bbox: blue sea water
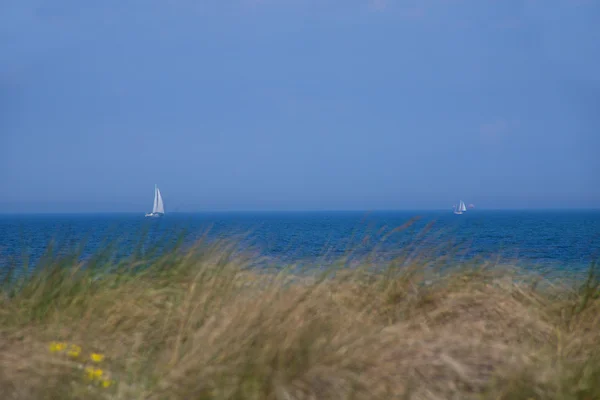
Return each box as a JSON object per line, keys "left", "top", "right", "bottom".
{"left": 0, "top": 211, "right": 599, "bottom": 279}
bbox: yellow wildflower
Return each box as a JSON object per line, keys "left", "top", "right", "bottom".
{"left": 84, "top": 367, "right": 104, "bottom": 380}
{"left": 85, "top": 366, "right": 96, "bottom": 380}
{"left": 90, "top": 353, "right": 105, "bottom": 363}
{"left": 101, "top": 378, "right": 114, "bottom": 388}
{"left": 49, "top": 342, "right": 66, "bottom": 353}
{"left": 67, "top": 344, "right": 81, "bottom": 358}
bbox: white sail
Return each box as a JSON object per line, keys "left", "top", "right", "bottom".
{"left": 152, "top": 185, "right": 165, "bottom": 214}
{"left": 155, "top": 187, "right": 165, "bottom": 214}
{"left": 145, "top": 185, "right": 165, "bottom": 217}
{"left": 453, "top": 200, "right": 467, "bottom": 214}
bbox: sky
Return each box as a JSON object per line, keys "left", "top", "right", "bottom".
{"left": 1, "top": 0, "right": 599, "bottom": 212}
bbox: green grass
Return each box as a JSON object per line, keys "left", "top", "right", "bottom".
{"left": 0, "top": 238, "right": 599, "bottom": 400}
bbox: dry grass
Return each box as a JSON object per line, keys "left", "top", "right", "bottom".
{"left": 0, "top": 239, "right": 599, "bottom": 400}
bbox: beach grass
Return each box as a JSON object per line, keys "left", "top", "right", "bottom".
{"left": 0, "top": 237, "right": 599, "bottom": 400}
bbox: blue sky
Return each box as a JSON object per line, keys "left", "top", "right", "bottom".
{"left": 1, "top": 0, "right": 599, "bottom": 212}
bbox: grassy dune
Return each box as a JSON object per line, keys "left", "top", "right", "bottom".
{"left": 0, "top": 238, "right": 599, "bottom": 400}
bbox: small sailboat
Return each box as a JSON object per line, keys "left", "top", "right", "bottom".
{"left": 453, "top": 200, "right": 467, "bottom": 215}
{"left": 145, "top": 184, "right": 165, "bottom": 218}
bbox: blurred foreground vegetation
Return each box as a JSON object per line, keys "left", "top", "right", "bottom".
{"left": 0, "top": 235, "right": 599, "bottom": 400}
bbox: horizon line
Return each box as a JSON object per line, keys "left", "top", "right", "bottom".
{"left": 1, "top": 208, "right": 599, "bottom": 216}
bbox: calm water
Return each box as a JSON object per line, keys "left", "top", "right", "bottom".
{"left": 0, "top": 211, "right": 599, "bottom": 278}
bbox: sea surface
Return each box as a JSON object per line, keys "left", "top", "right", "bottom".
{"left": 0, "top": 211, "right": 599, "bottom": 279}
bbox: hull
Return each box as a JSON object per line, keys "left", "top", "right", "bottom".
{"left": 145, "top": 213, "right": 164, "bottom": 218}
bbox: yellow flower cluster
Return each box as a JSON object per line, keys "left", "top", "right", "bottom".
{"left": 48, "top": 342, "right": 106, "bottom": 362}
{"left": 85, "top": 367, "right": 114, "bottom": 388}
{"left": 48, "top": 341, "right": 114, "bottom": 389}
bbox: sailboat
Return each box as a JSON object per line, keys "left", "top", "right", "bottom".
{"left": 145, "top": 184, "right": 165, "bottom": 218}
{"left": 453, "top": 200, "right": 467, "bottom": 215}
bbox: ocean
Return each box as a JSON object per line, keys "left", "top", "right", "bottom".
{"left": 0, "top": 210, "right": 599, "bottom": 279}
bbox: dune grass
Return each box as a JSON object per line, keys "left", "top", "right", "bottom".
{"left": 0, "top": 236, "right": 599, "bottom": 400}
